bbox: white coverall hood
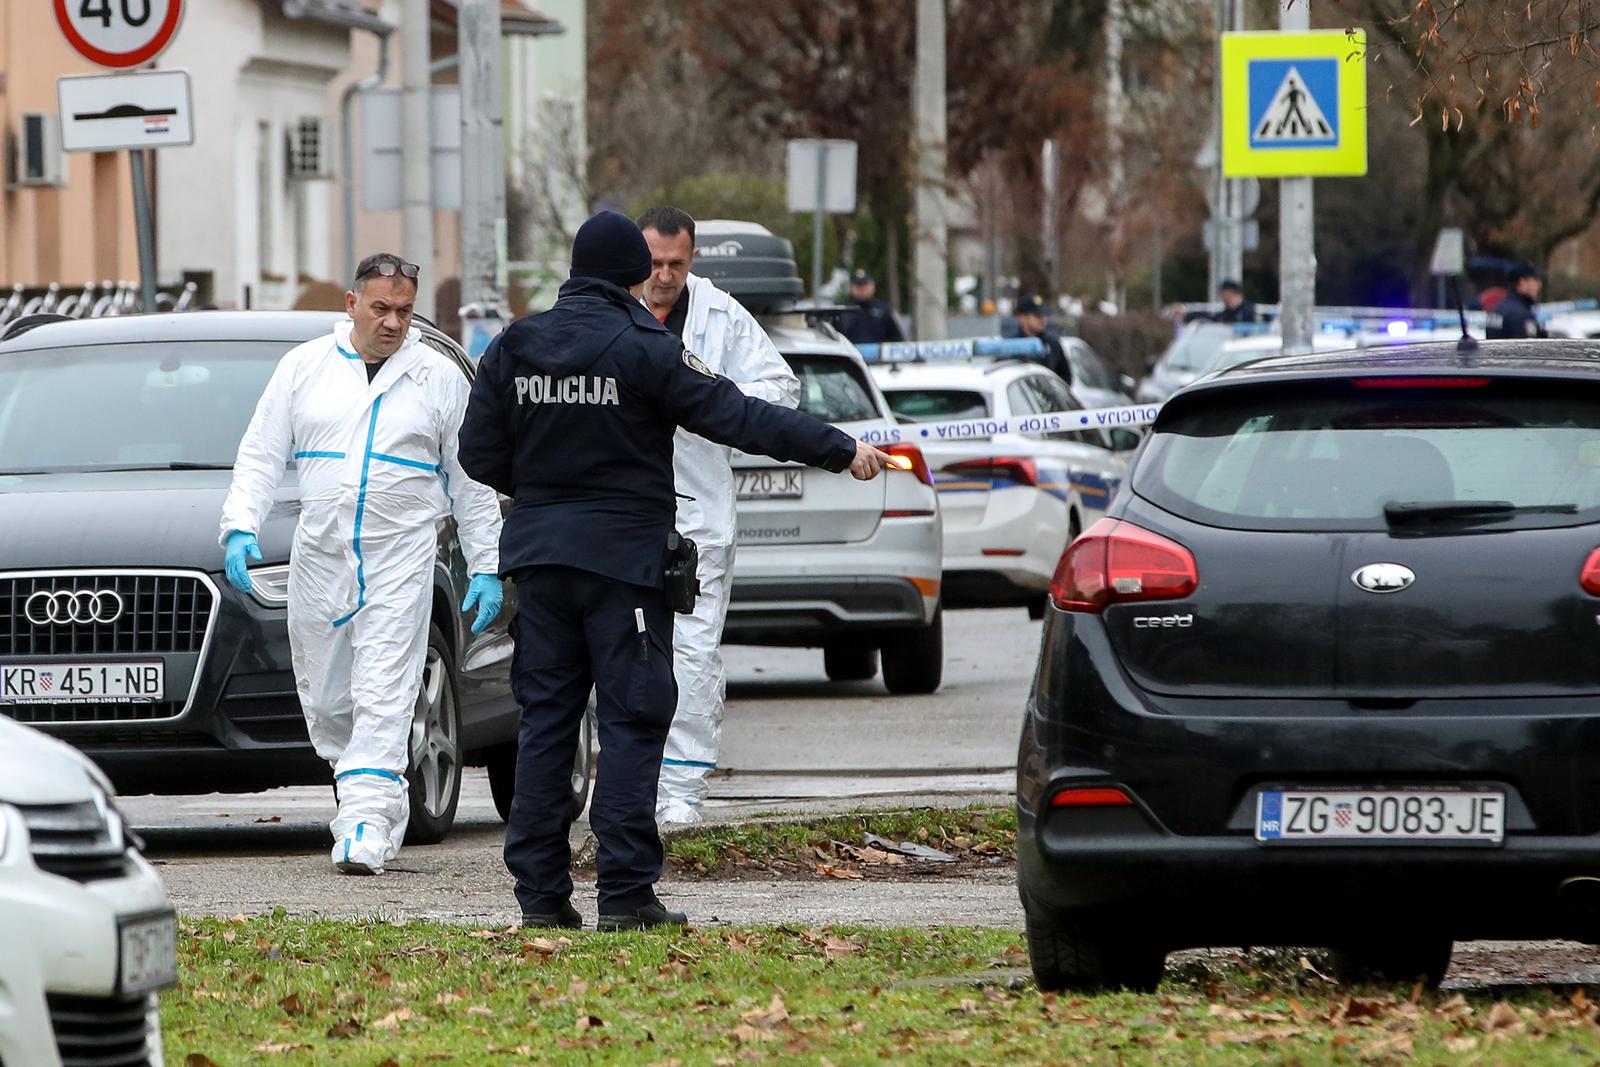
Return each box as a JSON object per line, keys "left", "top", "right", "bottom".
{"left": 658, "top": 274, "right": 799, "bottom": 823}
{"left": 221, "top": 320, "right": 503, "bottom": 870}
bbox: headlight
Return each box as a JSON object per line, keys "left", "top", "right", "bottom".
{"left": 248, "top": 563, "right": 291, "bottom": 607}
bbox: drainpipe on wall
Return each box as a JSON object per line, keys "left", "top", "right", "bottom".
{"left": 342, "top": 29, "right": 393, "bottom": 283}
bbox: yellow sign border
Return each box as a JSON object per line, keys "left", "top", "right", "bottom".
{"left": 1221, "top": 29, "right": 1367, "bottom": 178}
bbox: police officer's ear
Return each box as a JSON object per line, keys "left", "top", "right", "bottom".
{"left": 628, "top": 280, "right": 648, "bottom": 301}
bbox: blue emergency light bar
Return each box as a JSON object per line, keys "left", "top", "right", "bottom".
{"left": 855, "top": 337, "right": 1045, "bottom": 363}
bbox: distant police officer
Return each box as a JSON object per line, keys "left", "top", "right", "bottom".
{"left": 1487, "top": 267, "right": 1548, "bottom": 340}
{"left": 837, "top": 269, "right": 905, "bottom": 345}
{"left": 458, "top": 211, "right": 890, "bottom": 931}
{"left": 1176, "top": 280, "right": 1258, "bottom": 325}
{"left": 1014, "top": 293, "right": 1074, "bottom": 385}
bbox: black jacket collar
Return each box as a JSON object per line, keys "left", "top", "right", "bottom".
{"left": 558, "top": 276, "right": 669, "bottom": 333}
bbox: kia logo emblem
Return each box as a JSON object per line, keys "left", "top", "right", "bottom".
{"left": 24, "top": 589, "right": 125, "bottom": 625}
{"left": 1351, "top": 563, "right": 1415, "bottom": 594}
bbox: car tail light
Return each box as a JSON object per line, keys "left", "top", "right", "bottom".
{"left": 883, "top": 442, "right": 934, "bottom": 486}
{"left": 944, "top": 456, "right": 1038, "bottom": 487}
{"left": 1049, "top": 786, "right": 1133, "bottom": 808}
{"left": 1352, "top": 377, "right": 1490, "bottom": 389}
{"left": 1049, "top": 518, "right": 1197, "bottom": 613}
{"left": 1581, "top": 548, "right": 1600, "bottom": 596}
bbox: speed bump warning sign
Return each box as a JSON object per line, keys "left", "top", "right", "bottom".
{"left": 1221, "top": 29, "right": 1367, "bottom": 178}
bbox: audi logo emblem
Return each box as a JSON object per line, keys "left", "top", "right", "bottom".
{"left": 24, "top": 590, "right": 125, "bottom": 626}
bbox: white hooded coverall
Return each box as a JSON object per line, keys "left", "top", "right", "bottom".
{"left": 658, "top": 274, "right": 800, "bottom": 823}
{"left": 220, "top": 320, "right": 502, "bottom": 870}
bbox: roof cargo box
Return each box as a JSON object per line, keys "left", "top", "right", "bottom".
{"left": 691, "top": 220, "right": 805, "bottom": 314}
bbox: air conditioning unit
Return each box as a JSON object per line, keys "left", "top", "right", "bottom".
{"left": 286, "top": 116, "right": 333, "bottom": 180}
{"left": 9, "top": 113, "right": 65, "bottom": 189}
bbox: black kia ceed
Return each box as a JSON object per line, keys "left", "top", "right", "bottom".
{"left": 0, "top": 311, "right": 592, "bottom": 842}
{"left": 1018, "top": 338, "right": 1600, "bottom": 990}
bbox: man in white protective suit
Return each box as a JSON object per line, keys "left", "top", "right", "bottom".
{"left": 219, "top": 253, "right": 506, "bottom": 874}
{"left": 636, "top": 208, "right": 800, "bottom": 825}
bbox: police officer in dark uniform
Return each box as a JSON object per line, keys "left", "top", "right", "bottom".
{"left": 1013, "top": 293, "right": 1073, "bottom": 385}
{"left": 1487, "top": 266, "right": 1548, "bottom": 340}
{"left": 837, "top": 269, "right": 905, "bottom": 345}
{"left": 458, "top": 211, "right": 889, "bottom": 931}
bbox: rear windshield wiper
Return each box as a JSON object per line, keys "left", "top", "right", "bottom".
{"left": 1385, "top": 500, "right": 1578, "bottom": 526}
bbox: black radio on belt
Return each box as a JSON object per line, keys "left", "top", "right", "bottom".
{"left": 663, "top": 531, "right": 701, "bottom": 615}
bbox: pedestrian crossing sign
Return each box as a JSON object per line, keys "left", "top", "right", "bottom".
{"left": 1221, "top": 30, "right": 1367, "bottom": 178}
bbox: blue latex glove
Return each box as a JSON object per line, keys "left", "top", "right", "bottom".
{"left": 462, "top": 573, "right": 504, "bottom": 635}
{"left": 224, "top": 531, "right": 262, "bottom": 593}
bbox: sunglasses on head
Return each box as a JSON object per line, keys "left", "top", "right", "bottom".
{"left": 358, "top": 258, "right": 420, "bottom": 282}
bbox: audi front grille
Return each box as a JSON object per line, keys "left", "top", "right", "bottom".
{"left": 1, "top": 570, "right": 217, "bottom": 725}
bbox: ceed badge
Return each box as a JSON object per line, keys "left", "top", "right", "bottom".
{"left": 682, "top": 347, "right": 715, "bottom": 377}
{"left": 1351, "top": 563, "right": 1415, "bottom": 594}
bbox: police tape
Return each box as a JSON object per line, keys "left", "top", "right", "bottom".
{"left": 855, "top": 336, "right": 1046, "bottom": 363}
{"left": 857, "top": 401, "right": 1164, "bottom": 447}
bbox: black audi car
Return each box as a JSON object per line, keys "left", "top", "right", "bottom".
{"left": 0, "top": 312, "right": 591, "bottom": 842}
{"left": 1018, "top": 338, "right": 1600, "bottom": 990}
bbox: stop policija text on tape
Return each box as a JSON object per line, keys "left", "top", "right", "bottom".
{"left": 856, "top": 402, "right": 1164, "bottom": 447}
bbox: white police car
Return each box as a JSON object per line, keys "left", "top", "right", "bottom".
{"left": 871, "top": 359, "right": 1136, "bottom": 617}
{"left": 0, "top": 718, "right": 175, "bottom": 1066}
{"left": 696, "top": 225, "right": 945, "bottom": 693}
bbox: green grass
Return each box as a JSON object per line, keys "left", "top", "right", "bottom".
{"left": 663, "top": 807, "right": 1017, "bottom": 873}
{"left": 166, "top": 916, "right": 1600, "bottom": 1065}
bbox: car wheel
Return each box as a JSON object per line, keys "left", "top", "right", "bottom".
{"left": 1022, "top": 890, "right": 1165, "bottom": 992}
{"left": 824, "top": 643, "right": 878, "bottom": 682}
{"left": 881, "top": 608, "right": 944, "bottom": 695}
{"left": 1327, "top": 938, "right": 1453, "bottom": 988}
{"left": 405, "top": 624, "right": 463, "bottom": 845}
{"left": 486, "top": 701, "right": 596, "bottom": 824}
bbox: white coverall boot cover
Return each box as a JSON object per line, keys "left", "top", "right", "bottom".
{"left": 657, "top": 273, "right": 800, "bottom": 824}
{"left": 220, "top": 319, "right": 502, "bottom": 875}
{"left": 658, "top": 544, "right": 735, "bottom": 824}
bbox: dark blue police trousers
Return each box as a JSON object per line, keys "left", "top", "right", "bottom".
{"left": 503, "top": 564, "right": 677, "bottom": 913}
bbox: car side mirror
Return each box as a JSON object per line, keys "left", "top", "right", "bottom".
{"left": 1109, "top": 428, "right": 1141, "bottom": 453}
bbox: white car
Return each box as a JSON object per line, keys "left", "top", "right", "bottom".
{"left": 871, "top": 360, "right": 1136, "bottom": 616}
{"left": 726, "top": 314, "right": 945, "bottom": 692}
{"left": 0, "top": 718, "right": 175, "bottom": 1067}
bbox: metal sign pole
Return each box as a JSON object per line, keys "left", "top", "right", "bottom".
{"left": 1278, "top": 2, "right": 1315, "bottom": 354}
{"left": 129, "top": 149, "right": 159, "bottom": 313}
{"left": 812, "top": 145, "right": 827, "bottom": 301}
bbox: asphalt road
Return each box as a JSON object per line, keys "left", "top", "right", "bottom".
{"left": 125, "top": 608, "right": 1038, "bottom": 925}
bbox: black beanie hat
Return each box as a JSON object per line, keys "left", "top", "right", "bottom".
{"left": 569, "top": 210, "right": 653, "bottom": 288}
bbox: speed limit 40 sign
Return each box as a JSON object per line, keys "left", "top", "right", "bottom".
{"left": 55, "top": 0, "right": 185, "bottom": 69}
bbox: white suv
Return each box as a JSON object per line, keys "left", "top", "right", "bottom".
{"left": 0, "top": 718, "right": 175, "bottom": 1067}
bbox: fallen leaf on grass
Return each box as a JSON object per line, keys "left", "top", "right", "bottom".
{"left": 1205, "top": 1027, "right": 1305, "bottom": 1044}
{"left": 326, "top": 1019, "right": 362, "bottom": 1039}
{"left": 816, "top": 864, "right": 862, "bottom": 879}
{"left": 184, "top": 1056, "right": 220, "bottom": 1067}
{"left": 371, "top": 1008, "right": 414, "bottom": 1029}
{"left": 1444, "top": 1035, "right": 1479, "bottom": 1052}
{"left": 277, "top": 993, "right": 307, "bottom": 1016}
{"left": 1484, "top": 1001, "right": 1524, "bottom": 1034}
{"left": 728, "top": 1024, "right": 780, "bottom": 1044}
{"left": 467, "top": 926, "right": 519, "bottom": 940}
{"left": 253, "top": 1043, "right": 314, "bottom": 1054}
{"left": 1359, "top": 1033, "right": 1413, "bottom": 1060}
{"left": 576, "top": 1014, "right": 605, "bottom": 1031}
{"left": 522, "top": 936, "right": 572, "bottom": 957}
{"left": 741, "top": 994, "right": 789, "bottom": 1027}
